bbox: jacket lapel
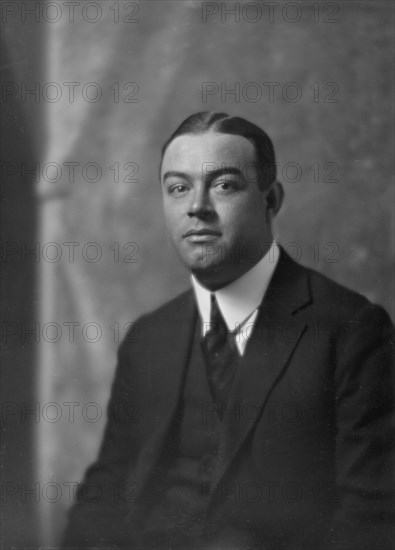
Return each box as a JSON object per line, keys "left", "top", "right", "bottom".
{"left": 209, "top": 250, "right": 312, "bottom": 500}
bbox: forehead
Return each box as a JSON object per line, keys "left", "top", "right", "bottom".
{"left": 161, "top": 132, "right": 256, "bottom": 177}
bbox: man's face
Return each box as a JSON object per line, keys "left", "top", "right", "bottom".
{"left": 160, "top": 131, "right": 274, "bottom": 289}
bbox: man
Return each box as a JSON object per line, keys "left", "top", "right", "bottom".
{"left": 63, "top": 112, "right": 394, "bottom": 549}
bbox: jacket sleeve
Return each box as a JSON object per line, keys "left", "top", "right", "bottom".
{"left": 61, "top": 324, "right": 142, "bottom": 549}
{"left": 324, "top": 303, "right": 395, "bottom": 550}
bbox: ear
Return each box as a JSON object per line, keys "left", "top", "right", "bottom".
{"left": 266, "top": 180, "right": 284, "bottom": 217}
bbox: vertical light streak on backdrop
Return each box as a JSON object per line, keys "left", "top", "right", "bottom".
{"left": 36, "top": 1, "right": 200, "bottom": 544}
{"left": 36, "top": 6, "right": 128, "bottom": 544}
{"left": 36, "top": 10, "right": 69, "bottom": 541}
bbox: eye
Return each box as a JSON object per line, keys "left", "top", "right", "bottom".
{"left": 213, "top": 180, "right": 236, "bottom": 193}
{"left": 168, "top": 183, "right": 189, "bottom": 195}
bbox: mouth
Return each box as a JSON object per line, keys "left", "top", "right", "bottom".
{"left": 183, "top": 228, "right": 222, "bottom": 242}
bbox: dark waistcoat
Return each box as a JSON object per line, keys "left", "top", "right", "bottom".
{"left": 136, "top": 316, "right": 240, "bottom": 548}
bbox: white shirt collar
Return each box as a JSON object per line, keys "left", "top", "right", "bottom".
{"left": 191, "top": 241, "right": 280, "bottom": 333}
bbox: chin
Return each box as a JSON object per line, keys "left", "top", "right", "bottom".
{"left": 178, "top": 246, "right": 215, "bottom": 270}
{"left": 189, "top": 258, "right": 226, "bottom": 280}
{"left": 185, "top": 258, "right": 215, "bottom": 274}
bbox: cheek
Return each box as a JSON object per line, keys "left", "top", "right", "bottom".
{"left": 164, "top": 210, "right": 189, "bottom": 246}
{"left": 163, "top": 202, "right": 180, "bottom": 229}
{"left": 218, "top": 198, "right": 264, "bottom": 230}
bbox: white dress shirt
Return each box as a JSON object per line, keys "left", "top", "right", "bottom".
{"left": 191, "top": 241, "right": 280, "bottom": 356}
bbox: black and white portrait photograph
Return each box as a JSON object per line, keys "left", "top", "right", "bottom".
{"left": 1, "top": 1, "right": 394, "bottom": 549}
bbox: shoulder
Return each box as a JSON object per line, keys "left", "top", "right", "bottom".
{"left": 289, "top": 252, "right": 394, "bottom": 333}
{"left": 137, "top": 287, "right": 194, "bottom": 325}
{"left": 119, "top": 288, "right": 195, "bottom": 350}
{"left": 307, "top": 263, "right": 371, "bottom": 312}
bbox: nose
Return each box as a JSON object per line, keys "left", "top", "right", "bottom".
{"left": 188, "top": 186, "right": 214, "bottom": 218}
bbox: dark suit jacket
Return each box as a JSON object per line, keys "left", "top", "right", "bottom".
{"left": 63, "top": 250, "right": 394, "bottom": 550}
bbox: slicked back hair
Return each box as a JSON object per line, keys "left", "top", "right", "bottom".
{"left": 160, "top": 111, "right": 277, "bottom": 191}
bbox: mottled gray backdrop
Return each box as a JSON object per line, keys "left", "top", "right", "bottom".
{"left": 1, "top": 1, "right": 393, "bottom": 547}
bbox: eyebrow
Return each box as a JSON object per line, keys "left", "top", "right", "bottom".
{"left": 162, "top": 170, "right": 189, "bottom": 182}
{"left": 162, "top": 167, "right": 243, "bottom": 183}
{"left": 205, "top": 167, "right": 242, "bottom": 181}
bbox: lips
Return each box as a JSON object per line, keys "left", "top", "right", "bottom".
{"left": 183, "top": 228, "right": 221, "bottom": 238}
{"left": 183, "top": 228, "right": 222, "bottom": 243}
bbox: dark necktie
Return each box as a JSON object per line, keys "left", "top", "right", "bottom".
{"left": 201, "top": 293, "right": 238, "bottom": 401}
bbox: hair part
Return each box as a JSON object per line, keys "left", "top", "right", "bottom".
{"left": 160, "top": 111, "right": 277, "bottom": 190}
